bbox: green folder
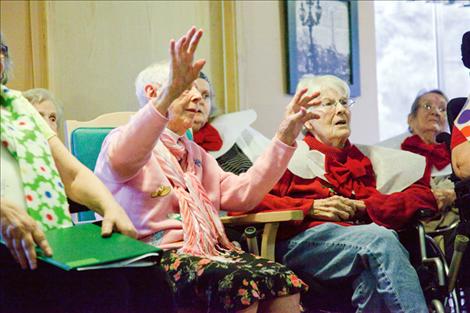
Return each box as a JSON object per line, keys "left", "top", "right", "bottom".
{"left": 36, "top": 223, "right": 162, "bottom": 271}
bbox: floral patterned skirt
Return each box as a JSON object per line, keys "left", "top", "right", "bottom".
{"left": 161, "top": 249, "right": 308, "bottom": 312}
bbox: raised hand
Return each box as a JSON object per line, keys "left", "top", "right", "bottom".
{"left": 167, "top": 27, "right": 206, "bottom": 100}
{"left": 275, "top": 88, "right": 321, "bottom": 146}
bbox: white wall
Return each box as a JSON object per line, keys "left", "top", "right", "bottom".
{"left": 44, "top": 0, "right": 380, "bottom": 144}
{"left": 46, "top": 1, "right": 215, "bottom": 121}
{"left": 236, "top": 1, "right": 379, "bottom": 144}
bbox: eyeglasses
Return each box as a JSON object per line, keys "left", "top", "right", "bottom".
{"left": 319, "top": 98, "right": 355, "bottom": 110}
{"left": 0, "top": 44, "right": 8, "bottom": 56}
{"left": 420, "top": 102, "right": 446, "bottom": 113}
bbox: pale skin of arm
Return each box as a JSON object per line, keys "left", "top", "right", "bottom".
{"left": 452, "top": 141, "right": 470, "bottom": 180}
{"left": 1, "top": 136, "right": 137, "bottom": 270}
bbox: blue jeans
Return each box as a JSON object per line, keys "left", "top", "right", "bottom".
{"left": 276, "top": 223, "right": 427, "bottom": 313}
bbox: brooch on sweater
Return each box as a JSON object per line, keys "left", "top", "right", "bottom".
{"left": 151, "top": 185, "right": 171, "bottom": 198}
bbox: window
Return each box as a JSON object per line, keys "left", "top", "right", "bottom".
{"left": 375, "top": 0, "right": 470, "bottom": 141}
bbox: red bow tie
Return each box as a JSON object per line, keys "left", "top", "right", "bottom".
{"left": 401, "top": 135, "right": 450, "bottom": 171}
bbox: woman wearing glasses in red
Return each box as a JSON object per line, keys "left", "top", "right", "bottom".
{"left": 401, "top": 90, "right": 458, "bottom": 234}
{"left": 250, "top": 74, "right": 436, "bottom": 312}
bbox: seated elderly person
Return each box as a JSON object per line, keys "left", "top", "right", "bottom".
{"left": 0, "top": 35, "right": 174, "bottom": 313}
{"left": 401, "top": 90, "right": 458, "bottom": 236}
{"left": 95, "top": 27, "right": 316, "bottom": 313}
{"left": 23, "top": 88, "right": 63, "bottom": 134}
{"left": 191, "top": 72, "right": 268, "bottom": 174}
{"left": 252, "top": 74, "right": 438, "bottom": 313}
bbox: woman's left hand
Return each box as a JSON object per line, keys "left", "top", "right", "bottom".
{"left": 101, "top": 205, "right": 137, "bottom": 239}
{"left": 276, "top": 88, "right": 321, "bottom": 146}
{"left": 432, "top": 188, "right": 456, "bottom": 211}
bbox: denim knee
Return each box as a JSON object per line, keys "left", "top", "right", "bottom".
{"left": 362, "top": 224, "right": 409, "bottom": 259}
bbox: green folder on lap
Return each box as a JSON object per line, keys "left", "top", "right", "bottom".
{"left": 36, "top": 223, "right": 161, "bottom": 271}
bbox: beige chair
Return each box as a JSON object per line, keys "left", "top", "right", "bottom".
{"left": 65, "top": 111, "right": 135, "bottom": 150}
{"left": 64, "top": 112, "right": 134, "bottom": 223}
{"left": 221, "top": 210, "right": 304, "bottom": 260}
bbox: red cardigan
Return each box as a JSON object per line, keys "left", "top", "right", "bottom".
{"left": 253, "top": 134, "right": 438, "bottom": 240}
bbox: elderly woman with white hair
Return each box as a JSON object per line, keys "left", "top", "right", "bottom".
{"left": 95, "top": 27, "right": 319, "bottom": 313}
{"left": 23, "top": 88, "right": 63, "bottom": 134}
{"left": 252, "top": 74, "right": 438, "bottom": 312}
{"left": 400, "top": 89, "right": 458, "bottom": 238}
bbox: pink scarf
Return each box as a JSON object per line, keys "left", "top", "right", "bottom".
{"left": 157, "top": 129, "right": 235, "bottom": 258}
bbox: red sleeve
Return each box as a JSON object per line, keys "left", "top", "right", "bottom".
{"left": 250, "top": 170, "right": 314, "bottom": 216}
{"left": 364, "top": 180, "right": 437, "bottom": 231}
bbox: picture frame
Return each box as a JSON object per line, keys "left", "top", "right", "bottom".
{"left": 285, "top": 0, "right": 361, "bottom": 97}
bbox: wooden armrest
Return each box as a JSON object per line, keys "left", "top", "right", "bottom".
{"left": 221, "top": 210, "right": 304, "bottom": 261}
{"left": 220, "top": 210, "right": 304, "bottom": 225}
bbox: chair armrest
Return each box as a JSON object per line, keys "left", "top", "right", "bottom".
{"left": 221, "top": 210, "right": 304, "bottom": 261}
{"left": 220, "top": 210, "right": 304, "bottom": 225}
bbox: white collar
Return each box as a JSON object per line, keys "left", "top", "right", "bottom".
{"left": 431, "top": 163, "right": 452, "bottom": 177}
{"left": 287, "top": 141, "right": 427, "bottom": 194}
{"left": 209, "top": 110, "right": 257, "bottom": 159}
{"left": 165, "top": 128, "right": 185, "bottom": 142}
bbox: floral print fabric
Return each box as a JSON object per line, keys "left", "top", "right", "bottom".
{"left": 0, "top": 86, "right": 72, "bottom": 231}
{"left": 161, "top": 249, "right": 308, "bottom": 312}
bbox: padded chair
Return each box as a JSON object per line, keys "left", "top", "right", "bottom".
{"left": 65, "top": 112, "right": 135, "bottom": 223}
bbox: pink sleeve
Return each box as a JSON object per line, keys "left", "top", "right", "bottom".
{"left": 106, "top": 102, "right": 168, "bottom": 180}
{"left": 219, "top": 138, "right": 297, "bottom": 212}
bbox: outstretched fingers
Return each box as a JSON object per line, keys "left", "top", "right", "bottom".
{"left": 182, "top": 27, "right": 197, "bottom": 51}
{"left": 299, "top": 91, "right": 321, "bottom": 108}
{"left": 188, "top": 29, "right": 203, "bottom": 54}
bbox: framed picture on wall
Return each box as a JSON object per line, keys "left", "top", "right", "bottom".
{"left": 285, "top": 0, "right": 361, "bottom": 97}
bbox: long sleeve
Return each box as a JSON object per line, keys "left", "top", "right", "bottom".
{"left": 364, "top": 180, "right": 438, "bottom": 231}
{"left": 216, "top": 139, "right": 297, "bottom": 212}
{"left": 254, "top": 171, "right": 313, "bottom": 216}
{"left": 106, "top": 102, "right": 168, "bottom": 181}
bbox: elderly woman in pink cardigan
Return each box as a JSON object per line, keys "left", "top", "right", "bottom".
{"left": 95, "top": 27, "right": 319, "bottom": 313}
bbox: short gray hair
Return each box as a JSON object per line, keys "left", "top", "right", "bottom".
{"left": 296, "top": 74, "right": 350, "bottom": 100}
{"left": 407, "top": 89, "right": 448, "bottom": 133}
{"left": 297, "top": 75, "right": 350, "bottom": 135}
{"left": 198, "top": 71, "right": 218, "bottom": 117}
{"left": 1, "top": 33, "right": 12, "bottom": 84}
{"left": 135, "top": 60, "right": 170, "bottom": 107}
{"left": 23, "top": 88, "right": 64, "bottom": 129}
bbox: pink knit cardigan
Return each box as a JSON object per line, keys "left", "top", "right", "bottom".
{"left": 94, "top": 102, "right": 296, "bottom": 249}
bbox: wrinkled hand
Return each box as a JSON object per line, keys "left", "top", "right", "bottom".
{"left": 309, "top": 195, "right": 366, "bottom": 222}
{"left": 432, "top": 188, "right": 456, "bottom": 211}
{"left": 0, "top": 198, "right": 52, "bottom": 270}
{"left": 101, "top": 205, "right": 137, "bottom": 239}
{"left": 276, "top": 88, "right": 321, "bottom": 146}
{"left": 167, "top": 27, "right": 206, "bottom": 100}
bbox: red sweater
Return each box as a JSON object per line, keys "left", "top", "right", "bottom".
{"left": 253, "top": 134, "right": 438, "bottom": 240}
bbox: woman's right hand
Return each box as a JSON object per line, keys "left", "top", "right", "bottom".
{"left": 155, "top": 26, "right": 206, "bottom": 114}
{"left": 0, "top": 197, "right": 52, "bottom": 270}
{"left": 309, "top": 195, "right": 365, "bottom": 222}
{"left": 275, "top": 88, "right": 321, "bottom": 146}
